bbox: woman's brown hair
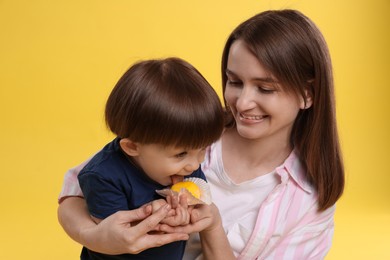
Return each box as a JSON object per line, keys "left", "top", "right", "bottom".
{"left": 221, "top": 10, "right": 344, "bottom": 211}
{"left": 105, "top": 57, "right": 224, "bottom": 149}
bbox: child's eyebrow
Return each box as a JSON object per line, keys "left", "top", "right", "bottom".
{"left": 225, "top": 69, "right": 278, "bottom": 84}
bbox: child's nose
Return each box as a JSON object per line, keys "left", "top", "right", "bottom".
{"left": 184, "top": 158, "right": 200, "bottom": 173}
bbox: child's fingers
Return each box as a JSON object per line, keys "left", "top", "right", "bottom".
{"left": 166, "top": 195, "right": 172, "bottom": 206}
{"left": 178, "top": 193, "right": 188, "bottom": 209}
{"left": 176, "top": 206, "right": 190, "bottom": 224}
{"left": 161, "top": 206, "right": 190, "bottom": 226}
{"left": 168, "top": 194, "right": 179, "bottom": 209}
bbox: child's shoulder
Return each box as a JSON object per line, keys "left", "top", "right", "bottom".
{"left": 79, "top": 138, "right": 129, "bottom": 177}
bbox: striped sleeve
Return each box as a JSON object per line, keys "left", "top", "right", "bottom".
{"left": 263, "top": 204, "right": 335, "bottom": 260}
{"left": 239, "top": 161, "right": 337, "bottom": 260}
{"left": 58, "top": 156, "right": 94, "bottom": 203}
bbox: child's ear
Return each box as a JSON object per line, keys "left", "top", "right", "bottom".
{"left": 119, "top": 138, "right": 140, "bottom": 156}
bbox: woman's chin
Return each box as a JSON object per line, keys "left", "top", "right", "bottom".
{"left": 236, "top": 127, "right": 263, "bottom": 140}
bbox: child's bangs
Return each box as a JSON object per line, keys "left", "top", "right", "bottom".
{"left": 137, "top": 93, "right": 224, "bottom": 149}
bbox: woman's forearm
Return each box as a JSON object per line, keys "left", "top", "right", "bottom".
{"left": 57, "top": 197, "right": 96, "bottom": 247}
{"left": 198, "top": 204, "right": 235, "bottom": 260}
{"left": 57, "top": 196, "right": 120, "bottom": 253}
{"left": 199, "top": 222, "right": 235, "bottom": 260}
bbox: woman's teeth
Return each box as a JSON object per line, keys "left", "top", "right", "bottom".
{"left": 240, "top": 113, "right": 265, "bottom": 120}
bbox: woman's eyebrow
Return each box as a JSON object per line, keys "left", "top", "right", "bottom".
{"left": 226, "top": 69, "right": 277, "bottom": 83}
{"left": 225, "top": 69, "right": 235, "bottom": 76}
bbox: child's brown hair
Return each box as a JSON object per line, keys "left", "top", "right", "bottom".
{"left": 106, "top": 57, "right": 224, "bottom": 149}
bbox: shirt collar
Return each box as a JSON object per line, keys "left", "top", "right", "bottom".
{"left": 275, "top": 150, "right": 313, "bottom": 194}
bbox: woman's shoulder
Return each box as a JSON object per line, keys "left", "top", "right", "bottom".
{"left": 201, "top": 139, "right": 222, "bottom": 169}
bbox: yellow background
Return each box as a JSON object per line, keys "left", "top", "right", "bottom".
{"left": 0, "top": 0, "right": 389, "bottom": 259}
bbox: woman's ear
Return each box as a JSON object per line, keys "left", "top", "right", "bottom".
{"left": 300, "top": 83, "right": 313, "bottom": 109}
{"left": 119, "top": 138, "right": 140, "bottom": 156}
{"left": 300, "top": 93, "right": 313, "bottom": 109}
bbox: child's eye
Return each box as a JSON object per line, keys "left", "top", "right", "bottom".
{"left": 175, "top": 152, "right": 187, "bottom": 158}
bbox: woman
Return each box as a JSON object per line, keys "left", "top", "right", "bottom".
{"left": 58, "top": 9, "right": 344, "bottom": 259}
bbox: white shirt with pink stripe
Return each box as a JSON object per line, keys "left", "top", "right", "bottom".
{"left": 185, "top": 140, "right": 335, "bottom": 260}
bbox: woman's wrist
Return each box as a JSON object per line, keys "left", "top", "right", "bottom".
{"left": 78, "top": 222, "right": 101, "bottom": 251}
{"left": 200, "top": 203, "right": 222, "bottom": 232}
{"left": 199, "top": 205, "right": 234, "bottom": 260}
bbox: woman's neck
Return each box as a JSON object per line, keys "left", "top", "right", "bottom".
{"left": 221, "top": 127, "right": 292, "bottom": 183}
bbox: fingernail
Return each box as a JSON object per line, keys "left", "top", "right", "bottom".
{"left": 145, "top": 205, "right": 152, "bottom": 213}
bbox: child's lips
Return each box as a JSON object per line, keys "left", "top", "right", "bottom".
{"left": 170, "top": 175, "right": 184, "bottom": 185}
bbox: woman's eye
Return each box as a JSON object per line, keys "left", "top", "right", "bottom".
{"left": 258, "top": 87, "right": 275, "bottom": 94}
{"left": 227, "top": 79, "right": 242, "bottom": 86}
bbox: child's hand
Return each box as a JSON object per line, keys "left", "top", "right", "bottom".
{"left": 160, "top": 194, "right": 193, "bottom": 226}
{"left": 158, "top": 203, "right": 222, "bottom": 234}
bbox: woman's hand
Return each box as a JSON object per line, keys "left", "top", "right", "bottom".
{"left": 86, "top": 204, "right": 190, "bottom": 254}
{"left": 58, "top": 197, "right": 189, "bottom": 255}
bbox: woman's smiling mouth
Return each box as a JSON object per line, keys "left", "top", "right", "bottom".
{"left": 239, "top": 113, "right": 268, "bottom": 122}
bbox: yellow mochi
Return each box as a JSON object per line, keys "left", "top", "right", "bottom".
{"left": 171, "top": 181, "right": 201, "bottom": 199}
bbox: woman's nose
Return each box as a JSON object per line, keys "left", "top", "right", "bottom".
{"left": 236, "top": 86, "right": 254, "bottom": 110}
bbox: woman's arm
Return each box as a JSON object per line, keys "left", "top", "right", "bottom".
{"left": 57, "top": 197, "right": 189, "bottom": 255}
{"left": 197, "top": 205, "right": 235, "bottom": 260}
{"left": 159, "top": 203, "right": 235, "bottom": 260}
{"left": 262, "top": 205, "right": 336, "bottom": 259}
{"left": 57, "top": 197, "right": 96, "bottom": 247}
